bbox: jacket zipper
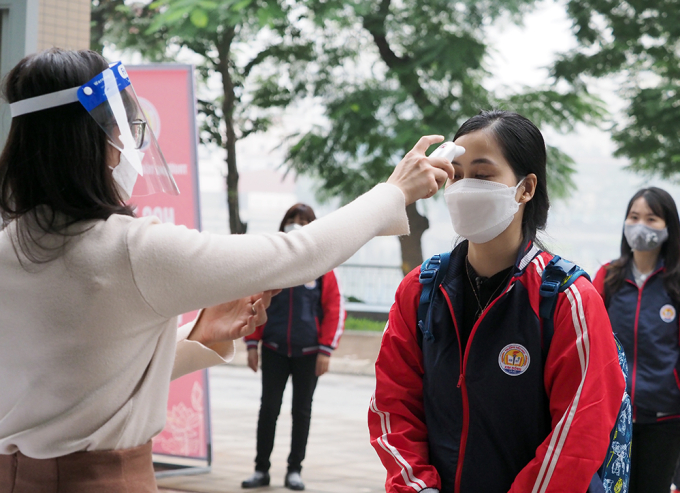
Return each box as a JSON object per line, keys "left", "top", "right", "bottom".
{"left": 441, "top": 280, "right": 515, "bottom": 493}
{"left": 440, "top": 288, "right": 467, "bottom": 493}
{"left": 629, "top": 267, "right": 664, "bottom": 419}
{"left": 287, "top": 288, "right": 294, "bottom": 357}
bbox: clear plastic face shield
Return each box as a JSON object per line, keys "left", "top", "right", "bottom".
{"left": 9, "top": 61, "right": 179, "bottom": 197}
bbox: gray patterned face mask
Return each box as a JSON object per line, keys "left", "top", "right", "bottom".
{"left": 624, "top": 223, "right": 669, "bottom": 251}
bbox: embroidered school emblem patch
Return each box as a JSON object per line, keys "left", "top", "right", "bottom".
{"left": 498, "top": 344, "right": 531, "bottom": 376}
{"left": 660, "top": 304, "right": 676, "bottom": 323}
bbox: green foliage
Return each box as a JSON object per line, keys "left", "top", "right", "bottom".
{"left": 554, "top": 0, "right": 680, "bottom": 179}
{"left": 344, "top": 316, "right": 386, "bottom": 332}
{"left": 93, "top": 0, "right": 317, "bottom": 233}
{"left": 92, "top": 0, "right": 316, "bottom": 148}
{"left": 94, "top": 0, "right": 606, "bottom": 247}
{"left": 91, "top": 1, "right": 171, "bottom": 62}
{"left": 283, "top": 0, "right": 604, "bottom": 205}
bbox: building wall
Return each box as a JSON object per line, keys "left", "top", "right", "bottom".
{"left": 0, "top": 0, "right": 90, "bottom": 146}
{"left": 37, "top": 0, "right": 90, "bottom": 51}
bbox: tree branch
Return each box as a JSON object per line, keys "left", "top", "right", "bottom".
{"left": 361, "top": 0, "right": 435, "bottom": 117}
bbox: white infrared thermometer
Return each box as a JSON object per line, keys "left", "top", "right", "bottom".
{"left": 429, "top": 141, "right": 465, "bottom": 162}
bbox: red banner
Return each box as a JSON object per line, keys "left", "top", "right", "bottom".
{"left": 126, "top": 65, "right": 211, "bottom": 461}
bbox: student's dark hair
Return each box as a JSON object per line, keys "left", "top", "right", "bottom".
{"left": 604, "top": 187, "right": 680, "bottom": 306}
{"left": 0, "top": 48, "right": 134, "bottom": 262}
{"left": 454, "top": 109, "right": 549, "bottom": 246}
{"left": 279, "top": 203, "right": 316, "bottom": 232}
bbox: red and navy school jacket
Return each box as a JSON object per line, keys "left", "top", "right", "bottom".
{"left": 594, "top": 261, "right": 680, "bottom": 423}
{"left": 369, "top": 241, "right": 625, "bottom": 493}
{"left": 245, "top": 270, "right": 345, "bottom": 357}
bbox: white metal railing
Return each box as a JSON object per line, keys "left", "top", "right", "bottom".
{"left": 335, "top": 264, "right": 404, "bottom": 308}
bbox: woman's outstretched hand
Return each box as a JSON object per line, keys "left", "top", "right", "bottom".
{"left": 387, "top": 135, "right": 455, "bottom": 204}
{"left": 188, "top": 289, "right": 281, "bottom": 353}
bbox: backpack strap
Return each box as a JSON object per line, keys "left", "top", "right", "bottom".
{"left": 417, "top": 252, "right": 451, "bottom": 343}
{"left": 539, "top": 255, "right": 591, "bottom": 350}
{"left": 538, "top": 256, "right": 624, "bottom": 493}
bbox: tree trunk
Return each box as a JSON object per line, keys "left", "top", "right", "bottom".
{"left": 364, "top": 1, "right": 435, "bottom": 274}
{"left": 218, "top": 28, "right": 247, "bottom": 234}
{"left": 398, "top": 203, "right": 429, "bottom": 276}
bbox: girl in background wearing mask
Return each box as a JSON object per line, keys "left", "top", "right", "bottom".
{"left": 368, "top": 110, "right": 626, "bottom": 493}
{"left": 593, "top": 187, "right": 680, "bottom": 493}
{"left": 242, "top": 203, "right": 344, "bottom": 491}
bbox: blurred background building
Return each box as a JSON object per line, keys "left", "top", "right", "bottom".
{"left": 0, "top": 0, "right": 90, "bottom": 144}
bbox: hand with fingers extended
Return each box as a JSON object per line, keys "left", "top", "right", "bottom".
{"left": 387, "top": 135, "right": 459, "bottom": 204}
{"left": 188, "top": 289, "right": 281, "bottom": 354}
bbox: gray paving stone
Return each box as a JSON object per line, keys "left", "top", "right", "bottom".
{"left": 158, "top": 364, "right": 386, "bottom": 493}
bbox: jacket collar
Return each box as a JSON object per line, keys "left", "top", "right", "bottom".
{"left": 625, "top": 256, "right": 665, "bottom": 283}
{"left": 447, "top": 238, "right": 541, "bottom": 281}
{"left": 515, "top": 239, "right": 541, "bottom": 275}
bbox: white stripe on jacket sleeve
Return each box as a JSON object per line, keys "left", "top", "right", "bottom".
{"left": 330, "top": 270, "right": 345, "bottom": 348}
{"left": 531, "top": 284, "right": 590, "bottom": 493}
{"left": 370, "top": 394, "right": 428, "bottom": 491}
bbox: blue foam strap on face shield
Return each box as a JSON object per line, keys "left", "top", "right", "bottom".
{"left": 76, "top": 62, "right": 131, "bottom": 112}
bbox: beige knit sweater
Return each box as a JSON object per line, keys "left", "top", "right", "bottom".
{"left": 0, "top": 183, "right": 408, "bottom": 458}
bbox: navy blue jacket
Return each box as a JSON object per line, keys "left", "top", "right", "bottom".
{"left": 595, "top": 261, "right": 680, "bottom": 422}
{"left": 245, "top": 270, "right": 344, "bottom": 357}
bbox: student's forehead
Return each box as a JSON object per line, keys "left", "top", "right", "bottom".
{"left": 454, "top": 131, "right": 498, "bottom": 150}
{"left": 630, "top": 199, "right": 657, "bottom": 215}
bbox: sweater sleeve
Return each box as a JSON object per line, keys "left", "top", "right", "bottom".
{"left": 172, "top": 312, "right": 234, "bottom": 380}
{"left": 369, "top": 269, "right": 441, "bottom": 493}
{"left": 509, "top": 277, "right": 625, "bottom": 493}
{"left": 317, "top": 270, "right": 345, "bottom": 356}
{"left": 126, "top": 183, "right": 408, "bottom": 318}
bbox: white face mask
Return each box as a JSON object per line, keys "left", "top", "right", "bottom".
{"left": 444, "top": 178, "right": 525, "bottom": 244}
{"left": 110, "top": 150, "right": 143, "bottom": 201}
{"left": 284, "top": 223, "right": 303, "bottom": 233}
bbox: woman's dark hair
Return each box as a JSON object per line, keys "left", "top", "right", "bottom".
{"left": 279, "top": 203, "right": 316, "bottom": 232}
{"left": 0, "top": 48, "right": 134, "bottom": 262}
{"left": 605, "top": 187, "right": 680, "bottom": 306}
{"left": 454, "top": 109, "right": 549, "bottom": 246}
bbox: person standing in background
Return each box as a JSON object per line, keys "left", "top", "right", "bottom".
{"left": 593, "top": 187, "right": 680, "bottom": 493}
{"left": 242, "top": 203, "right": 344, "bottom": 491}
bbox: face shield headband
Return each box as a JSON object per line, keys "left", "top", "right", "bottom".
{"left": 9, "top": 62, "right": 180, "bottom": 197}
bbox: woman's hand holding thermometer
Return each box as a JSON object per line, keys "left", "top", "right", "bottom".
{"left": 387, "top": 136, "right": 464, "bottom": 203}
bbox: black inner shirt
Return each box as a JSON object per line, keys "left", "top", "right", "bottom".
{"left": 461, "top": 258, "right": 514, "bottom": 352}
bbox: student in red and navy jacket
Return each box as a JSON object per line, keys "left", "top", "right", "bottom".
{"left": 242, "top": 203, "right": 345, "bottom": 491}
{"left": 369, "top": 110, "right": 626, "bottom": 493}
{"left": 593, "top": 187, "right": 680, "bottom": 493}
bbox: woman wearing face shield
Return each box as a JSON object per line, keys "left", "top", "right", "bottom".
{"left": 0, "top": 49, "right": 453, "bottom": 490}
{"left": 368, "top": 110, "right": 626, "bottom": 493}
{"left": 592, "top": 188, "right": 680, "bottom": 493}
